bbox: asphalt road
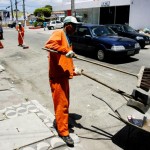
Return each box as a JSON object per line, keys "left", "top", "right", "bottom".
{"left": 1, "top": 27, "right": 150, "bottom": 150}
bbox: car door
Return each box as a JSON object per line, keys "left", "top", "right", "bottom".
{"left": 115, "top": 25, "right": 130, "bottom": 38}
{"left": 76, "top": 27, "right": 94, "bottom": 52}
{"left": 56, "top": 20, "right": 62, "bottom": 28}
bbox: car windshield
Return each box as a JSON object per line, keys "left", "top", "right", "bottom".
{"left": 91, "top": 26, "right": 116, "bottom": 36}
{"left": 123, "top": 25, "right": 137, "bottom": 33}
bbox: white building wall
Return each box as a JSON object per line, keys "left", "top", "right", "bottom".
{"left": 53, "top": 0, "right": 130, "bottom": 11}
{"left": 53, "top": 0, "right": 150, "bottom": 29}
{"left": 129, "top": 0, "right": 150, "bottom": 29}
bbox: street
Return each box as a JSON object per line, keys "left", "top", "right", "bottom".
{"left": 0, "top": 27, "right": 150, "bottom": 150}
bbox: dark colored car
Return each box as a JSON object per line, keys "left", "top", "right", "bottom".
{"left": 8, "top": 21, "right": 16, "bottom": 28}
{"left": 69, "top": 24, "right": 141, "bottom": 61}
{"left": 106, "top": 24, "right": 150, "bottom": 49}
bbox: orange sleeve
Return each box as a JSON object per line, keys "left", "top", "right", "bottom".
{"left": 45, "top": 30, "right": 71, "bottom": 54}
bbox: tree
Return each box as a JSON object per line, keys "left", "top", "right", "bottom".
{"left": 34, "top": 5, "right": 52, "bottom": 18}
{"left": 33, "top": 5, "right": 52, "bottom": 27}
{"left": 45, "top": 5, "right": 52, "bottom": 12}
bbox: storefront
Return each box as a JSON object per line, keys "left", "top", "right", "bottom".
{"left": 53, "top": 0, "right": 150, "bottom": 29}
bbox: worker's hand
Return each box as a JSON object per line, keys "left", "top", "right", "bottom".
{"left": 74, "top": 67, "right": 83, "bottom": 76}
{"left": 66, "top": 50, "right": 75, "bottom": 58}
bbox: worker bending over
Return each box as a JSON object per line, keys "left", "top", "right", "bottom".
{"left": 16, "top": 22, "right": 24, "bottom": 46}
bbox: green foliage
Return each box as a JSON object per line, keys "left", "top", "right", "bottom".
{"left": 37, "top": 22, "right": 43, "bottom": 27}
{"left": 45, "top": 5, "right": 52, "bottom": 12}
{"left": 33, "top": 5, "right": 52, "bottom": 25}
{"left": 33, "top": 21, "right": 38, "bottom": 27}
{"left": 34, "top": 6, "right": 52, "bottom": 18}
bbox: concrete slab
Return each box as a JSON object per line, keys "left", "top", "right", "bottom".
{"left": 0, "top": 100, "right": 82, "bottom": 150}
{"left": 0, "top": 113, "right": 54, "bottom": 150}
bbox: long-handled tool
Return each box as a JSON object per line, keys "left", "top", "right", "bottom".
{"left": 19, "top": 32, "right": 29, "bottom": 49}
{"left": 42, "top": 47, "right": 150, "bottom": 92}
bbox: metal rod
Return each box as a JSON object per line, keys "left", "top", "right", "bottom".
{"left": 42, "top": 47, "right": 137, "bottom": 77}
{"left": 76, "top": 57, "right": 137, "bottom": 77}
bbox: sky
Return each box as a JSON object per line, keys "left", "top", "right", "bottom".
{"left": 0, "top": 0, "right": 63, "bottom": 13}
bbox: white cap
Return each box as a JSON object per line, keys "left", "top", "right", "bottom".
{"left": 63, "top": 16, "right": 79, "bottom": 24}
{"left": 18, "top": 22, "right": 22, "bottom": 25}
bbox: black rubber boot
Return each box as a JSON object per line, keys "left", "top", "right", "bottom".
{"left": 61, "top": 135, "right": 74, "bottom": 146}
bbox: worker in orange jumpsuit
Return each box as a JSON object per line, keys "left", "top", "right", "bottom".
{"left": 0, "top": 40, "right": 3, "bottom": 48}
{"left": 45, "top": 16, "right": 82, "bottom": 146}
{"left": 16, "top": 22, "right": 24, "bottom": 46}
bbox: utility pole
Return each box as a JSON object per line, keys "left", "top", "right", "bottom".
{"left": 15, "top": 0, "right": 18, "bottom": 22}
{"left": 71, "top": 0, "right": 76, "bottom": 17}
{"left": 10, "top": 0, "right": 14, "bottom": 21}
{"left": 22, "top": 0, "right": 26, "bottom": 27}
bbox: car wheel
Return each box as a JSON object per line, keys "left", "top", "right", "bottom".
{"left": 140, "top": 43, "right": 145, "bottom": 49}
{"left": 47, "top": 27, "right": 51, "bottom": 30}
{"left": 97, "top": 49, "right": 105, "bottom": 61}
{"left": 51, "top": 26, "right": 54, "bottom": 30}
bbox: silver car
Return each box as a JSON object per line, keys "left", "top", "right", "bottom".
{"left": 47, "top": 20, "right": 64, "bottom": 30}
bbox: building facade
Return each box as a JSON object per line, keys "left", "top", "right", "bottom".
{"left": 52, "top": 0, "right": 150, "bottom": 29}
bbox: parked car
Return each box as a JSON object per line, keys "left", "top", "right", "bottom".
{"left": 47, "top": 20, "right": 64, "bottom": 30}
{"left": 106, "top": 24, "right": 150, "bottom": 49}
{"left": 8, "top": 21, "right": 16, "bottom": 28}
{"left": 69, "top": 24, "right": 141, "bottom": 61}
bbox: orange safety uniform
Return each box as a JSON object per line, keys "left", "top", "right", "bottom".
{"left": 45, "top": 29, "right": 74, "bottom": 136}
{"left": 16, "top": 25, "right": 24, "bottom": 45}
{"left": 0, "top": 41, "right": 3, "bottom": 49}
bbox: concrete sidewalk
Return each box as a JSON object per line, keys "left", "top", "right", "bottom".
{"left": 0, "top": 65, "right": 84, "bottom": 150}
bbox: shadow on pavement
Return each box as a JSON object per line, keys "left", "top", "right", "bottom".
{"left": 69, "top": 114, "right": 150, "bottom": 150}
{"left": 112, "top": 125, "right": 150, "bottom": 150}
{"left": 69, "top": 114, "right": 112, "bottom": 140}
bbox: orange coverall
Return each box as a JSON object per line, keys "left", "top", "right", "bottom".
{"left": 45, "top": 29, "right": 74, "bottom": 136}
{"left": 0, "top": 41, "right": 3, "bottom": 48}
{"left": 16, "top": 26, "right": 24, "bottom": 45}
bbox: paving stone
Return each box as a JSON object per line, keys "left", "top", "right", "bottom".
{"left": 37, "top": 112, "right": 48, "bottom": 120}
{"left": 70, "top": 133, "right": 80, "bottom": 144}
{"left": 36, "top": 141, "right": 51, "bottom": 150}
{"left": 27, "top": 105, "right": 39, "bottom": 113}
{"left": 31, "top": 100, "right": 55, "bottom": 120}
{"left": 16, "top": 107, "right": 28, "bottom": 115}
{"left": 49, "top": 137, "right": 65, "bottom": 148}
{"left": 46, "top": 122, "right": 53, "bottom": 128}
{"left": 22, "top": 147, "right": 36, "bottom": 150}
{"left": 5, "top": 109, "right": 18, "bottom": 119}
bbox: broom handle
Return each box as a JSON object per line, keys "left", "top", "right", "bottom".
{"left": 42, "top": 47, "right": 133, "bottom": 99}
{"left": 42, "top": 48, "right": 137, "bottom": 77}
